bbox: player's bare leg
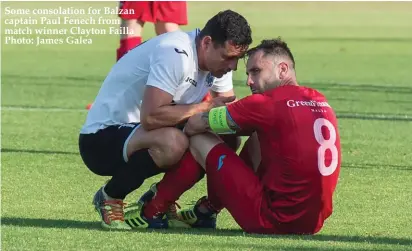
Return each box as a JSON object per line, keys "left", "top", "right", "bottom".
{"left": 154, "top": 21, "right": 180, "bottom": 35}
{"left": 180, "top": 132, "right": 266, "bottom": 232}
{"left": 157, "top": 132, "right": 221, "bottom": 228}
{"left": 189, "top": 133, "right": 224, "bottom": 169}
{"left": 180, "top": 133, "right": 258, "bottom": 227}
{"left": 136, "top": 133, "right": 239, "bottom": 227}
{"left": 107, "top": 126, "right": 190, "bottom": 229}
{"left": 176, "top": 133, "right": 263, "bottom": 229}
{"left": 92, "top": 126, "right": 188, "bottom": 230}
{"left": 125, "top": 126, "right": 188, "bottom": 168}
{"left": 135, "top": 132, "right": 239, "bottom": 229}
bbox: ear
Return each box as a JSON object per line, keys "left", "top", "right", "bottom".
{"left": 200, "top": 36, "right": 213, "bottom": 50}
{"left": 278, "top": 62, "right": 289, "bottom": 80}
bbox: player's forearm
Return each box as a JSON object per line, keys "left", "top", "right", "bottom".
{"left": 141, "top": 102, "right": 211, "bottom": 131}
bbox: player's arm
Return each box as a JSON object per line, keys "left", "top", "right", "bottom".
{"left": 141, "top": 87, "right": 212, "bottom": 131}
{"left": 184, "top": 94, "right": 272, "bottom": 136}
{"left": 141, "top": 45, "right": 212, "bottom": 131}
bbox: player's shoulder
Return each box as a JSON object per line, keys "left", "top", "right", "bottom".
{"left": 300, "top": 85, "right": 328, "bottom": 99}
{"left": 166, "top": 29, "right": 195, "bottom": 41}
{"left": 156, "top": 29, "right": 196, "bottom": 55}
{"left": 151, "top": 30, "right": 199, "bottom": 73}
{"left": 268, "top": 85, "right": 326, "bottom": 100}
{"left": 237, "top": 92, "right": 273, "bottom": 107}
{"left": 160, "top": 30, "right": 191, "bottom": 45}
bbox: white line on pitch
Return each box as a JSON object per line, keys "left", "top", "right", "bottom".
{"left": 1, "top": 106, "right": 412, "bottom": 121}
{"left": 1, "top": 106, "right": 87, "bottom": 112}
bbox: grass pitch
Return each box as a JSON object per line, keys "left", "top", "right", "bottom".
{"left": 2, "top": 1, "right": 412, "bottom": 250}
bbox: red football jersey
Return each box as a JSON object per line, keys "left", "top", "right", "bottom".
{"left": 227, "top": 85, "right": 341, "bottom": 234}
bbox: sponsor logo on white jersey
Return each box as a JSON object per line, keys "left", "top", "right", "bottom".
{"left": 185, "top": 77, "right": 197, "bottom": 87}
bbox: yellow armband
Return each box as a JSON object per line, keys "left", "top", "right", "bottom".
{"left": 209, "top": 107, "right": 235, "bottom": 134}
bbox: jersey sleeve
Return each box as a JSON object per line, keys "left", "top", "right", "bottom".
{"left": 226, "top": 94, "right": 274, "bottom": 132}
{"left": 211, "top": 71, "right": 234, "bottom": 93}
{"left": 146, "top": 45, "right": 190, "bottom": 96}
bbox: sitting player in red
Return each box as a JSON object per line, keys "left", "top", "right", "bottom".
{"left": 136, "top": 38, "right": 341, "bottom": 234}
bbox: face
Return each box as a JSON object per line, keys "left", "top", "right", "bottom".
{"left": 245, "top": 50, "right": 279, "bottom": 94}
{"left": 201, "top": 37, "right": 248, "bottom": 78}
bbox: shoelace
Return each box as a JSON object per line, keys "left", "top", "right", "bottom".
{"left": 199, "top": 197, "right": 219, "bottom": 215}
{"left": 166, "top": 202, "right": 182, "bottom": 220}
{"left": 103, "top": 199, "right": 127, "bottom": 221}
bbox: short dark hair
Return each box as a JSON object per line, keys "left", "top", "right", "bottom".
{"left": 247, "top": 38, "right": 296, "bottom": 69}
{"left": 199, "top": 10, "right": 252, "bottom": 49}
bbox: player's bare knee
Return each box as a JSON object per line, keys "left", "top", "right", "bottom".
{"left": 164, "top": 129, "right": 189, "bottom": 162}
{"left": 189, "top": 133, "right": 223, "bottom": 168}
{"left": 150, "top": 128, "right": 188, "bottom": 167}
{"left": 189, "top": 146, "right": 205, "bottom": 169}
{"left": 190, "top": 133, "right": 222, "bottom": 151}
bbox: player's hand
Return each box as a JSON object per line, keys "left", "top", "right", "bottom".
{"left": 209, "top": 96, "right": 236, "bottom": 108}
{"left": 184, "top": 113, "right": 207, "bottom": 136}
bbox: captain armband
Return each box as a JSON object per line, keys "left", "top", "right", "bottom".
{"left": 208, "top": 107, "right": 236, "bottom": 134}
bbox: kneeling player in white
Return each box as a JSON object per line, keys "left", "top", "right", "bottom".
{"left": 78, "top": 10, "right": 252, "bottom": 230}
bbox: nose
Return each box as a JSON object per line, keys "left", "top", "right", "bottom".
{"left": 246, "top": 75, "right": 253, "bottom": 86}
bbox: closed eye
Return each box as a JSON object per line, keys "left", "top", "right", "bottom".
{"left": 247, "top": 67, "right": 261, "bottom": 76}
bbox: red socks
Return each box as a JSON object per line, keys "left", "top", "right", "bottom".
{"left": 144, "top": 142, "right": 244, "bottom": 219}
{"left": 144, "top": 151, "right": 205, "bottom": 218}
{"left": 116, "top": 37, "right": 142, "bottom": 61}
{"left": 203, "top": 143, "right": 236, "bottom": 211}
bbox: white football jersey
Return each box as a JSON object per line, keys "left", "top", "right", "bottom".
{"left": 80, "top": 29, "right": 233, "bottom": 134}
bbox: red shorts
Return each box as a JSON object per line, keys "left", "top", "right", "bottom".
{"left": 205, "top": 143, "right": 323, "bottom": 235}
{"left": 118, "top": 1, "right": 188, "bottom": 25}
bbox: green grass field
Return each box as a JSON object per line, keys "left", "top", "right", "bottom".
{"left": 2, "top": 1, "right": 412, "bottom": 250}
